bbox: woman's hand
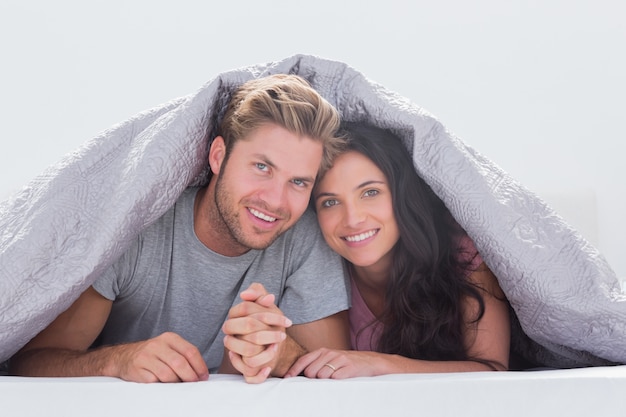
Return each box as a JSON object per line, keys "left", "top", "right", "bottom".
{"left": 284, "top": 347, "right": 387, "bottom": 379}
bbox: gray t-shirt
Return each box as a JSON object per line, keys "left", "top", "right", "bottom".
{"left": 92, "top": 187, "right": 349, "bottom": 373}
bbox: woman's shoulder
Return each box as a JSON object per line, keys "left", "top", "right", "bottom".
{"left": 454, "top": 234, "right": 505, "bottom": 296}
{"left": 455, "top": 234, "right": 483, "bottom": 271}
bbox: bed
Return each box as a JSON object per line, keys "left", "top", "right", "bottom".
{"left": 2, "top": 367, "right": 626, "bottom": 416}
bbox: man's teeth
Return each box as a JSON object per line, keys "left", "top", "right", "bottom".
{"left": 249, "top": 208, "right": 277, "bottom": 222}
{"left": 344, "top": 230, "right": 377, "bottom": 242}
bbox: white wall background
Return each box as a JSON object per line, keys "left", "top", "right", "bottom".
{"left": 1, "top": 0, "right": 624, "bottom": 276}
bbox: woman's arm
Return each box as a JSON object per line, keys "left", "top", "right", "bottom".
{"left": 285, "top": 263, "right": 510, "bottom": 378}
{"left": 285, "top": 348, "right": 500, "bottom": 379}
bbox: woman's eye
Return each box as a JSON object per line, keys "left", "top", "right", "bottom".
{"left": 363, "top": 189, "right": 379, "bottom": 198}
{"left": 321, "top": 199, "right": 338, "bottom": 208}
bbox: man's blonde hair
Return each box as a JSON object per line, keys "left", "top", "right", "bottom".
{"left": 217, "top": 74, "right": 344, "bottom": 173}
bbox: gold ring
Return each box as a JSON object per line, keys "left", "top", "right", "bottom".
{"left": 324, "top": 363, "right": 337, "bottom": 371}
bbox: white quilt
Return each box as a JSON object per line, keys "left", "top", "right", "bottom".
{"left": 0, "top": 54, "right": 623, "bottom": 367}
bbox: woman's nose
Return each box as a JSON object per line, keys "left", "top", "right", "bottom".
{"left": 343, "top": 201, "right": 366, "bottom": 227}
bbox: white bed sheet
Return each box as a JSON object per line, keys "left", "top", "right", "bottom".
{"left": 2, "top": 366, "right": 625, "bottom": 417}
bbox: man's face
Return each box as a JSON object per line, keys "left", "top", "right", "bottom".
{"left": 210, "top": 123, "right": 323, "bottom": 254}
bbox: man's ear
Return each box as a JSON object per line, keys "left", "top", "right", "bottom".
{"left": 209, "top": 136, "right": 226, "bottom": 175}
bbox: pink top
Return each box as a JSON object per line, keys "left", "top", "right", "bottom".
{"left": 349, "top": 235, "right": 483, "bottom": 351}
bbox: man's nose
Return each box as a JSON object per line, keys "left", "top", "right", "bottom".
{"left": 259, "top": 181, "right": 288, "bottom": 210}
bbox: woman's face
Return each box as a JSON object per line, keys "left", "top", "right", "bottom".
{"left": 314, "top": 151, "right": 400, "bottom": 270}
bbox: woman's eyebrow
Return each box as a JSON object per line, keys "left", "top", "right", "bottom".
{"left": 315, "top": 180, "right": 385, "bottom": 201}
{"left": 355, "top": 180, "right": 385, "bottom": 191}
{"left": 314, "top": 191, "right": 336, "bottom": 201}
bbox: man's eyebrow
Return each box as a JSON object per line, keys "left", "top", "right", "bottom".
{"left": 253, "top": 153, "right": 316, "bottom": 184}
{"left": 253, "top": 154, "right": 276, "bottom": 169}
{"left": 295, "top": 174, "right": 316, "bottom": 184}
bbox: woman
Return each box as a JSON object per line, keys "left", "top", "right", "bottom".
{"left": 285, "top": 122, "right": 511, "bottom": 379}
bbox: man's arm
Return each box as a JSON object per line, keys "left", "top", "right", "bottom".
{"left": 221, "top": 283, "right": 350, "bottom": 383}
{"left": 10, "top": 286, "right": 209, "bottom": 383}
{"left": 10, "top": 286, "right": 113, "bottom": 376}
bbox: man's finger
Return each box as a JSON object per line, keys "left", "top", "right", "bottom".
{"left": 255, "top": 293, "right": 276, "bottom": 308}
{"left": 228, "top": 300, "right": 281, "bottom": 319}
{"left": 241, "top": 343, "right": 279, "bottom": 369}
{"left": 170, "top": 345, "right": 209, "bottom": 382}
{"left": 150, "top": 358, "right": 184, "bottom": 383}
{"left": 229, "top": 351, "right": 271, "bottom": 384}
{"left": 239, "top": 283, "right": 270, "bottom": 302}
{"left": 223, "top": 332, "right": 286, "bottom": 355}
{"left": 162, "top": 333, "right": 209, "bottom": 381}
{"left": 222, "top": 314, "right": 291, "bottom": 335}
{"left": 223, "top": 335, "right": 266, "bottom": 357}
{"left": 237, "top": 330, "right": 287, "bottom": 346}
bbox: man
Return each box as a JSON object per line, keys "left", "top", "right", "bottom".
{"left": 9, "top": 74, "right": 350, "bottom": 383}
